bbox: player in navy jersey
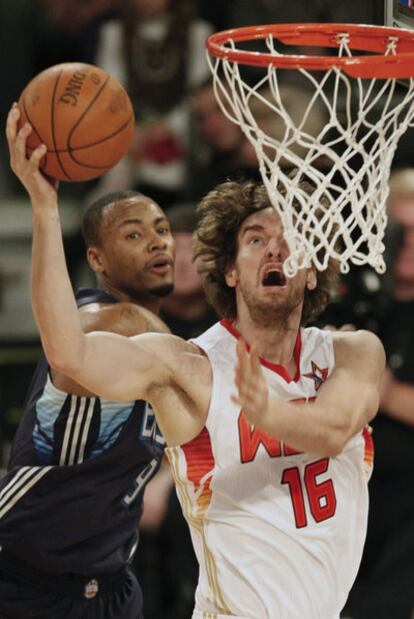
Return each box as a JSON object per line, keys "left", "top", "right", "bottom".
{"left": 0, "top": 180, "right": 175, "bottom": 618}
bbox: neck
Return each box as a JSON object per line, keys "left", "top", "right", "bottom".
{"left": 95, "top": 277, "right": 162, "bottom": 315}
{"left": 233, "top": 304, "right": 302, "bottom": 377}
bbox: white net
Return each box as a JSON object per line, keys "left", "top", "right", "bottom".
{"left": 207, "top": 30, "right": 414, "bottom": 276}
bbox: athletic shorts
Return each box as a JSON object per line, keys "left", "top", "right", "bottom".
{"left": 0, "top": 564, "right": 143, "bottom": 619}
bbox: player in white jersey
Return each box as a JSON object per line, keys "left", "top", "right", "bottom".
{"left": 7, "top": 104, "right": 384, "bottom": 619}
{"left": 169, "top": 322, "right": 373, "bottom": 618}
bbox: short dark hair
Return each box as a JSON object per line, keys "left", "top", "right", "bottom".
{"left": 81, "top": 190, "right": 145, "bottom": 247}
{"left": 193, "top": 179, "right": 340, "bottom": 325}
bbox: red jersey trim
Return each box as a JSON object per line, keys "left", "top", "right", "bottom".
{"left": 220, "top": 319, "right": 302, "bottom": 383}
{"left": 180, "top": 427, "right": 214, "bottom": 516}
{"left": 362, "top": 425, "right": 374, "bottom": 469}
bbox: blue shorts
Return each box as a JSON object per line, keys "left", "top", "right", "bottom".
{"left": 0, "top": 564, "right": 143, "bottom": 619}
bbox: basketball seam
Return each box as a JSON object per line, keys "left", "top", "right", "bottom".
{"left": 41, "top": 113, "right": 134, "bottom": 154}
{"left": 64, "top": 71, "right": 133, "bottom": 171}
{"left": 66, "top": 75, "right": 111, "bottom": 158}
{"left": 51, "top": 70, "right": 72, "bottom": 180}
{"left": 61, "top": 121, "right": 133, "bottom": 170}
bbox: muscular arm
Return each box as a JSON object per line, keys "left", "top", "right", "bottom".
{"left": 52, "top": 302, "right": 171, "bottom": 395}
{"left": 234, "top": 330, "right": 385, "bottom": 456}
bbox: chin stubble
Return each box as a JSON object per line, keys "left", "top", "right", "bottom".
{"left": 150, "top": 283, "right": 175, "bottom": 298}
{"left": 243, "top": 289, "right": 302, "bottom": 329}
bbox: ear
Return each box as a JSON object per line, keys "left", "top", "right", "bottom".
{"left": 306, "top": 267, "right": 317, "bottom": 291}
{"left": 87, "top": 246, "right": 105, "bottom": 274}
{"left": 225, "top": 264, "right": 238, "bottom": 288}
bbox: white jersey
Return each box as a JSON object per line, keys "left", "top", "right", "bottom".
{"left": 166, "top": 320, "right": 373, "bottom": 619}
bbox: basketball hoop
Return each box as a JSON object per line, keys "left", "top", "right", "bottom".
{"left": 206, "top": 23, "right": 414, "bottom": 276}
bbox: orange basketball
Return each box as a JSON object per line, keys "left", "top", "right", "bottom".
{"left": 18, "top": 63, "right": 135, "bottom": 182}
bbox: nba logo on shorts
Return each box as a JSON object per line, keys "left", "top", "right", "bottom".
{"left": 84, "top": 578, "right": 99, "bottom": 599}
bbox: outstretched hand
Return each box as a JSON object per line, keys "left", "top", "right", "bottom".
{"left": 6, "top": 103, "right": 59, "bottom": 209}
{"left": 232, "top": 338, "right": 269, "bottom": 426}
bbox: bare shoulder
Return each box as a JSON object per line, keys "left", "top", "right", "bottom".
{"left": 130, "top": 331, "right": 211, "bottom": 418}
{"left": 79, "top": 301, "right": 170, "bottom": 336}
{"left": 332, "top": 328, "right": 383, "bottom": 355}
{"left": 131, "top": 332, "right": 207, "bottom": 365}
{"left": 332, "top": 329, "right": 385, "bottom": 376}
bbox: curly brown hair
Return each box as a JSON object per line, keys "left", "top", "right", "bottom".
{"left": 193, "top": 179, "right": 340, "bottom": 325}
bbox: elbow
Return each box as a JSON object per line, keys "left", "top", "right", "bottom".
{"left": 42, "top": 342, "right": 82, "bottom": 379}
{"left": 321, "top": 418, "right": 353, "bottom": 457}
{"left": 325, "top": 414, "right": 360, "bottom": 456}
{"left": 49, "top": 357, "right": 78, "bottom": 378}
{"left": 323, "top": 432, "right": 347, "bottom": 457}
{"left": 47, "top": 354, "right": 77, "bottom": 378}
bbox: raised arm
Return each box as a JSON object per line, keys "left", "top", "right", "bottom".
{"left": 233, "top": 330, "right": 385, "bottom": 457}
{"left": 52, "top": 301, "right": 171, "bottom": 395}
{"left": 6, "top": 104, "right": 172, "bottom": 402}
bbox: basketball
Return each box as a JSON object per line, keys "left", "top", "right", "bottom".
{"left": 17, "top": 62, "right": 135, "bottom": 182}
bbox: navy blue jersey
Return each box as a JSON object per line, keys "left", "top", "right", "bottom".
{"left": 0, "top": 288, "right": 164, "bottom": 576}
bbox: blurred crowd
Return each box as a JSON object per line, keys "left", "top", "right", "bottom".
{"left": 1, "top": 1, "right": 414, "bottom": 618}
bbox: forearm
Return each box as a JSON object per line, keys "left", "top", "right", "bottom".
{"left": 31, "top": 203, "right": 84, "bottom": 372}
{"left": 235, "top": 331, "right": 383, "bottom": 457}
{"left": 7, "top": 105, "right": 140, "bottom": 393}
{"left": 269, "top": 334, "right": 383, "bottom": 455}
{"left": 258, "top": 398, "right": 353, "bottom": 457}
{"left": 381, "top": 377, "right": 414, "bottom": 426}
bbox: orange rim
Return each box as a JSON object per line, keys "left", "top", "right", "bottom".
{"left": 206, "top": 23, "right": 414, "bottom": 79}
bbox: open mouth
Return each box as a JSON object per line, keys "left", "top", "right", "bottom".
{"left": 148, "top": 257, "right": 173, "bottom": 274}
{"left": 262, "top": 269, "right": 286, "bottom": 287}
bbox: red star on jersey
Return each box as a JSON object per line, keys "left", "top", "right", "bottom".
{"left": 304, "top": 361, "right": 328, "bottom": 391}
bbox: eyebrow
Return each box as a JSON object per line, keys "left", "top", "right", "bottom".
{"left": 118, "top": 216, "right": 168, "bottom": 228}
{"left": 240, "top": 223, "right": 265, "bottom": 237}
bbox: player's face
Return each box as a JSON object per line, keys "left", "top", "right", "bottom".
{"left": 89, "top": 197, "right": 175, "bottom": 302}
{"left": 226, "top": 208, "right": 316, "bottom": 326}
